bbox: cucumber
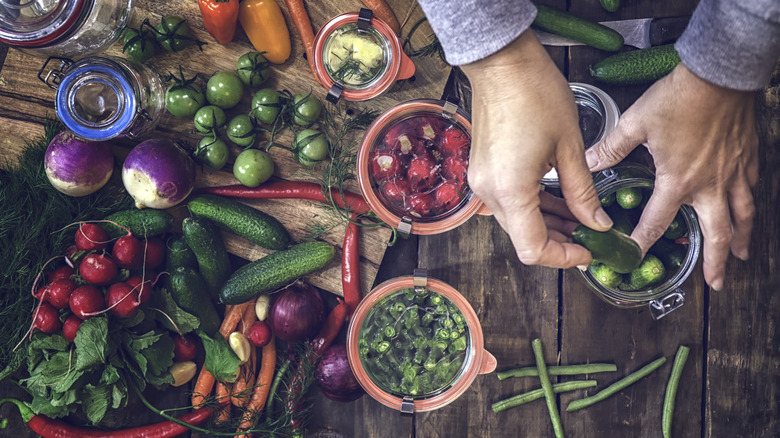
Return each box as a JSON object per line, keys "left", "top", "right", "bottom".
{"left": 572, "top": 225, "right": 642, "bottom": 274}
{"left": 607, "top": 205, "right": 635, "bottom": 235}
{"left": 600, "top": 0, "right": 622, "bottom": 12}
{"left": 534, "top": 4, "right": 624, "bottom": 52}
{"left": 590, "top": 44, "right": 681, "bottom": 85}
{"left": 588, "top": 262, "right": 622, "bottom": 288}
{"left": 616, "top": 187, "right": 643, "bottom": 209}
{"left": 169, "top": 266, "right": 222, "bottom": 336}
{"left": 649, "top": 238, "right": 687, "bottom": 272}
{"left": 101, "top": 209, "right": 174, "bottom": 239}
{"left": 165, "top": 235, "right": 198, "bottom": 272}
{"left": 182, "top": 216, "right": 232, "bottom": 301}
{"left": 188, "top": 194, "right": 290, "bottom": 251}
{"left": 600, "top": 192, "right": 616, "bottom": 208}
{"left": 622, "top": 254, "right": 666, "bottom": 291}
{"left": 220, "top": 241, "right": 335, "bottom": 305}
{"left": 663, "top": 210, "right": 687, "bottom": 240}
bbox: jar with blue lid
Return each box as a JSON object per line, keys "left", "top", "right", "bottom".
{"left": 39, "top": 55, "right": 164, "bottom": 141}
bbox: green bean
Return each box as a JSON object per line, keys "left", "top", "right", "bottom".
{"left": 567, "top": 356, "right": 667, "bottom": 412}
{"left": 384, "top": 325, "right": 396, "bottom": 338}
{"left": 492, "top": 380, "right": 598, "bottom": 413}
{"left": 497, "top": 363, "right": 618, "bottom": 380}
{"left": 451, "top": 336, "right": 467, "bottom": 352}
{"left": 662, "top": 345, "right": 690, "bottom": 438}
{"left": 532, "top": 338, "right": 565, "bottom": 438}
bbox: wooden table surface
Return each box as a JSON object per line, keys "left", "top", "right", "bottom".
{"left": 1, "top": 0, "right": 778, "bottom": 437}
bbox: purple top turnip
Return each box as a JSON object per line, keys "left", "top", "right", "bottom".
{"left": 44, "top": 131, "right": 114, "bottom": 197}
{"left": 122, "top": 138, "right": 196, "bottom": 209}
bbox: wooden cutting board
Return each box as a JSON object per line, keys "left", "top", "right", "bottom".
{"left": 0, "top": 0, "right": 452, "bottom": 296}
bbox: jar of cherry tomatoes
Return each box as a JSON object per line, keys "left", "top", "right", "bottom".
{"left": 356, "top": 99, "right": 488, "bottom": 236}
{"left": 38, "top": 55, "right": 164, "bottom": 141}
{"left": 311, "top": 8, "right": 415, "bottom": 103}
{"left": 0, "top": 0, "right": 133, "bottom": 58}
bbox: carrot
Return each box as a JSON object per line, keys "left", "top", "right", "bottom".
{"left": 214, "top": 383, "right": 232, "bottom": 424}
{"left": 283, "top": 0, "right": 316, "bottom": 76}
{"left": 232, "top": 303, "right": 258, "bottom": 407}
{"left": 237, "top": 336, "right": 277, "bottom": 436}
{"left": 361, "top": 0, "right": 400, "bottom": 35}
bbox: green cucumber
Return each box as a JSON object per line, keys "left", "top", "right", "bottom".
{"left": 622, "top": 254, "right": 666, "bottom": 291}
{"left": 182, "top": 216, "right": 232, "bottom": 300}
{"left": 101, "top": 209, "right": 174, "bottom": 239}
{"left": 534, "top": 4, "right": 624, "bottom": 52}
{"left": 165, "top": 235, "right": 198, "bottom": 272}
{"left": 572, "top": 225, "right": 642, "bottom": 274}
{"left": 169, "top": 267, "right": 222, "bottom": 336}
{"left": 188, "top": 194, "right": 290, "bottom": 251}
{"left": 590, "top": 44, "right": 681, "bottom": 85}
{"left": 588, "top": 262, "right": 622, "bottom": 288}
{"left": 220, "top": 241, "right": 335, "bottom": 305}
{"left": 649, "top": 238, "right": 687, "bottom": 272}
{"left": 600, "top": 0, "right": 622, "bottom": 12}
{"left": 616, "top": 187, "right": 643, "bottom": 209}
{"left": 600, "top": 192, "right": 616, "bottom": 208}
{"left": 663, "top": 210, "right": 687, "bottom": 240}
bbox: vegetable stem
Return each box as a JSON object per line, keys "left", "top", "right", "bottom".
{"left": 492, "top": 380, "right": 597, "bottom": 413}
{"left": 567, "top": 356, "right": 667, "bottom": 412}
{"left": 663, "top": 345, "right": 690, "bottom": 438}
{"left": 497, "top": 363, "right": 617, "bottom": 380}
{"left": 531, "top": 338, "right": 565, "bottom": 438}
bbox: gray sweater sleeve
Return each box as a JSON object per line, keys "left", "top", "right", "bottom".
{"left": 672, "top": 0, "right": 779, "bottom": 91}
{"left": 415, "top": 0, "right": 537, "bottom": 66}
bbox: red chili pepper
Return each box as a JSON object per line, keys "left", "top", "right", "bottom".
{"left": 198, "top": 0, "right": 239, "bottom": 44}
{"left": 198, "top": 181, "right": 371, "bottom": 215}
{"left": 342, "top": 215, "right": 362, "bottom": 317}
{"left": 1, "top": 398, "right": 215, "bottom": 438}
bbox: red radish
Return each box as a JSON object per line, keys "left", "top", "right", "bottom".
{"left": 383, "top": 123, "right": 414, "bottom": 154}
{"left": 79, "top": 253, "right": 118, "bottom": 285}
{"left": 74, "top": 223, "right": 110, "bottom": 252}
{"left": 246, "top": 321, "right": 272, "bottom": 348}
{"left": 141, "top": 237, "right": 166, "bottom": 269}
{"left": 34, "top": 285, "right": 48, "bottom": 300}
{"left": 46, "top": 278, "right": 77, "bottom": 310}
{"left": 126, "top": 275, "right": 153, "bottom": 306}
{"left": 435, "top": 181, "right": 465, "bottom": 212}
{"left": 173, "top": 334, "right": 198, "bottom": 361}
{"left": 380, "top": 178, "right": 411, "bottom": 206}
{"left": 442, "top": 155, "right": 469, "bottom": 182}
{"left": 34, "top": 302, "right": 62, "bottom": 334}
{"left": 370, "top": 151, "right": 403, "bottom": 182}
{"left": 438, "top": 125, "right": 470, "bottom": 158}
{"left": 106, "top": 282, "right": 140, "bottom": 319}
{"left": 112, "top": 234, "right": 144, "bottom": 269}
{"left": 65, "top": 244, "right": 79, "bottom": 261}
{"left": 47, "top": 265, "right": 75, "bottom": 283}
{"left": 407, "top": 193, "right": 435, "bottom": 217}
{"left": 62, "top": 315, "right": 83, "bottom": 342}
{"left": 406, "top": 156, "right": 440, "bottom": 192}
{"left": 69, "top": 285, "right": 106, "bottom": 319}
{"left": 415, "top": 116, "right": 446, "bottom": 140}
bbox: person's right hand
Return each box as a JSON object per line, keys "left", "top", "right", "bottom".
{"left": 460, "top": 29, "right": 614, "bottom": 269}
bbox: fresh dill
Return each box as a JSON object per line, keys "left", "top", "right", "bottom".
{"left": 403, "top": 17, "right": 447, "bottom": 63}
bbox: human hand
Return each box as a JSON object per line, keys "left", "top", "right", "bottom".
{"left": 585, "top": 64, "right": 759, "bottom": 290}
{"left": 460, "top": 30, "right": 613, "bottom": 269}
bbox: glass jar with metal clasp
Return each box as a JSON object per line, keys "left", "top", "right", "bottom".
{"left": 39, "top": 55, "right": 164, "bottom": 141}
{"left": 0, "top": 0, "right": 133, "bottom": 58}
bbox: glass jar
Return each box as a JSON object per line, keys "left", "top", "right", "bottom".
{"left": 356, "top": 98, "right": 489, "bottom": 236}
{"left": 312, "top": 8, "right": 415, "bottom": 103}
{"left": 541, "top": 82, "right": 620, "bottom": 187}
{"left": 347, "top": 269, "right": 496, "bottom": 413}
{"left": 0, "top": 0, "right": 133, "bottom": 58}
{"left": 39, "top": 55, "right": 164, "bottom": 141}
{"left": 575, "top": 164, "right": 702, "bottom": 319}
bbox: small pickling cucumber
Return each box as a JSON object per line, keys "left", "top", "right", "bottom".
{"left": 590, "top": 44, "right": 681, "bottom": 85}
{"left": 182, "top": 216, "right": 232, "bottom": 301}
{"left": 169, "top": 266, "right": 222, "bottom": 336}
{"left": 621, "top": 254, "right": 666, "bottom": 291}
{"left": 600, "top": 0, "right": 622, "bottom": 12}
{"left": 165, "top": 235, "right": 198, "bottom": 272}
{"left": 572, "top": 225, "right": 643, "bottom": 274}
{"left": 616, "top": 187, "right": 643, "bottom": 209}
{"left": 220, "top": 241, "right": 335, "bottom": 305}
{"left": 600, "top": 192, "right": 616, "bottom": 208}
{"left": 663, "top": 210, "right": 688, "bottom": 240}
{"left": 607, "top": 204, "right": 635, "bottom": 235}
{"left": 649, "top": 237, "right": 687, "bottom": 272}
{"left": 588, "top": 262, "right": 622, "bottom": 288}
{"left": 187, "top": 194, "right": 290, "bottom": 251}
{"left": 101, "top": 209, "right": 174, "bottom": 239}
{"left": 533, "top": 4, "right": 624, "bottom": 52}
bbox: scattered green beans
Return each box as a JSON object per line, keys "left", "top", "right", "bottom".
{"left": 532, "top": 338, "right": 565, "bottom": 438}
{"left": 567, "top": 356, "right": 667, "bottom": 412}
{"left": 492, "top": 380, "right": 597, "bottom": 413}
{"left": 663, "top": 345, "right": 690, "bottom": 438}
{"left": 497, "top": 363, "right": 618, "bottom": 380}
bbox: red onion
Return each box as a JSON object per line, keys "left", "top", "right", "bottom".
{"left": 44, "top": 131, "right": 113, "bottom": 197}
{"left": 268, "top": 283, "right": 325, "bottom": 343}
{"left": 122, "top": 138, "right": 195, "bottom": 209}
{"left": 315, "top": 343, "right": 364, "bottom": 402}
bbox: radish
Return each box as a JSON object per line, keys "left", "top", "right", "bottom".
{"left": 406, "top": 155, "right": 440, "bottom": 192}
{"left": 79, "top": 253, "right": 118, "bottom": 286}
{"left": 380, "top": 178, "right": 411, "bottom": 206}
{"left": 442, "top": 155, "right": 469, "bottom": 183}
{"left": 126, "top": 275, "right": 153, "bottom": 306}
{"left": 46, "top": 278, "right": 77, "bottom": 310}
{"left": 34, "top": 302, "right": 62, "bottom": 334}
{"left": 69, "top": 285, "right": 106, "bottom": 319}
{"left": 47, "top": 265, "right": 75, "bottom": 283}
{"left": 34, "top": 285, "right": 48, "bottom": 300}
{"left": 246, "top": 321, "right": 272, "bottom": 348}
{"left": 370, "top": 151, "right": 403, "bottom": 182}
{"left": 407, "top": 193, "right": 435, "bottom": 217}
{"left": 62, "top": 315, "right": 83, "bottom": 342}
{"left": 172, "top": 334, "right": 198, "bottom": 361}
{"left": 434, "top": 181, "right": 465, "bottom": 212}
{"left": 74, "top": 223, "right": 110, "bottom": 252}
{"left": 112, "top": 234, "right": 144, "bottom": 269}
{"left": 106, "top": 282, "right": 140, "bottom": 319}
{"left": 141, "top": 237, "right": 166, "bottom": 269}
{"left": 414, "top": 116, "right": 446, "bottom": 141}
{"left": 438, "top": 125, "right": 470, "bottom": 158}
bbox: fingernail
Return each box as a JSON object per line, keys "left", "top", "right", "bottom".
{"left": 595, "top": 208, "right": 613, "bottom": 229}
{"left": 585, "top": 149, "right": 599, "bottom": 170}
{"left": 711, "top": 278, "right": 723, "bottom": 291}
{"left": 735, "top": 248, "right": 750, "bottom": 261}
{"left": 577, "top": 264, "right": 588, "bottom": 271}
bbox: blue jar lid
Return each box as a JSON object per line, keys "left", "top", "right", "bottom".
{"left": 55, "top": 59, "right": 136, "bottom": 141}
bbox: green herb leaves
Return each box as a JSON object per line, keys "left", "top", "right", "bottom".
{"left": 199, "top": 331, "right": 241, "bottom": 383}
